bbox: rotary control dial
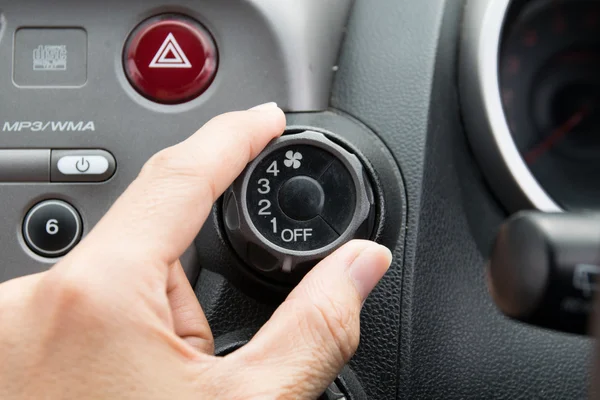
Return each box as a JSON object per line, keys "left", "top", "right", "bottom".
{"left": 223, "top": 131, "right": 375, "bottom": 280}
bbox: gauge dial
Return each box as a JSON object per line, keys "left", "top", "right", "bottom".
{"left": 499, "top": 0, "right": 600, "bottom": 210}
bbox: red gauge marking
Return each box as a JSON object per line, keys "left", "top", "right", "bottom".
{"left": 558, "top": 51, "right": 597, "bottom": 63}
{"left": 506, "top": 56, "right": 521, "bottom": 75}
{"left": 552, "top": 0, "right": 567, "bottom": 35}
{"left": 523, "top": 30, "right": 538, "bottom": 47}
{"left": 502, "top": 88, "right": 514, "bottom": 106}
{"left": 553, "top": 16, "right": 566, "bottom": 34}
{"left": 524, "top": 106, "right": 590, "bottom": 165}
{"left": 586, "top": 12, "right": 599, "bottom": 28}
{"left": 552, "top": 2, "right": 567, "bottom": 34}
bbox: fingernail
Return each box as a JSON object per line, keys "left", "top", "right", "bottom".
{"left": 249, "top": 102, "right": 278, "bottom": 111}
{"left": 348, "top": 244, "right": 392, "bottom": 301}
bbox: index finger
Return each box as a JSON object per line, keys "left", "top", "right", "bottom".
{"left": 64, "top": 103, "right": 285, "bottom": 281}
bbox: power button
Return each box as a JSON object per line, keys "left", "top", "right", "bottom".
{"left": 51, "top": 149, "right": 117, "bottom": 182}
{"left": 23, "top": 200, "right": 82, "bottom": 258}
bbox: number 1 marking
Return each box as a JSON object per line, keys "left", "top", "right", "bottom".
{"left": 271, "top": 217, "right": 277, "bottom": 233}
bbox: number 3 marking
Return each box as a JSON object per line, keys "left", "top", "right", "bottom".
{"left": 258, "top": 179, "right": 270, "bottom": 194}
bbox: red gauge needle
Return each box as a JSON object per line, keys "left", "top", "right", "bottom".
{"left": 524, "top": 105, "right": 590, "bottom": 165}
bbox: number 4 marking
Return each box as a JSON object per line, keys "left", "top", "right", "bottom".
{"left": 267, "top": 161, "right": 279, "bottom": 177}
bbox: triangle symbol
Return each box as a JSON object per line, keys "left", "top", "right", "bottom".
{"left": 163, "top": 49, "right": 177, "bottom": 61}
{"left": 149, "top": 33, "right": 192, "bottom": 69}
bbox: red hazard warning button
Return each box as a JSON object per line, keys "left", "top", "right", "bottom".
{"left": 124, "top": 15, "right": 218, "bottom": 104}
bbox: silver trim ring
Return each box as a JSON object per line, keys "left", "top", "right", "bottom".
{"left": 461, "top": 0, "right": 563, "bottom": 212}
{"left": 23, "top": 200, "right": 82, "bottom": 257}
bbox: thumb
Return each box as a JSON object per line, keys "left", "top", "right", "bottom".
{"left": 227, "top": 240, "right": 392, "bottom": 399}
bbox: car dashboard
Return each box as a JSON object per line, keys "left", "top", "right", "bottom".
{"left": 0, "top": 0, "right": 593, "bottom": 399}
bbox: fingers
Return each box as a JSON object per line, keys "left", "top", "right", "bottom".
{"left": 228, "top": 240, "right": 392, "bottom": 399}
{"left": 62, "top": 103, "right": 285, "bottom": 284}
{"left": 167, "top": 260, "right": 214, "bottom": 355}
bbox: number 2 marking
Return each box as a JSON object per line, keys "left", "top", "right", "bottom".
{"left": 258, "top": 200, "right": 272, "bottom": 215}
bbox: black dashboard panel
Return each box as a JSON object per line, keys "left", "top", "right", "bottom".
{"left": 0, "top": 0, "right": 593, "bottom": 398}
{"left": 332, "top": 0, "right": 591, "bottom": 398}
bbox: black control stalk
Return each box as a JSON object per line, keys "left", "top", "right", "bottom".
{"left": 488, "top": 212, "right": 600, "bottom": 334}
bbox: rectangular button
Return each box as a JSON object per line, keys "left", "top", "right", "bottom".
{"left": 51, "top": 150, "right": 116, "bottom": 182}
{"left": 13, "top": 28, "right": 87, "bottom": 87}
{"left": 0, "top": 150, "right": 50, "bottom": 182}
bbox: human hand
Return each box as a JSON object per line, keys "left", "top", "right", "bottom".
{"left": 0, "top": 103, "right": 392, "bottom": 399}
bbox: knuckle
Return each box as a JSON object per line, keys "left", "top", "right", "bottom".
{"left": 208, "top": 111, "right": 246, "bottom": 128}
{"left": 141, "top": 148, "right": 217, "bottom": 200}
{"left": 142, "top": 147, "right": 184, "bottom": 177}
{"left": 184, "top": 335, "right": 215, "bottom": 355}
{"left": 206, "top": 113, "right": 255, "bottom": 154}
{"left": 38, "top": 269, "right": 104, "bottom": 322}
{"left": 301, "top": 296, "right": 360, "bottom": 363}
{"left": 317, "top": 297, "right": 360, "bottom": 360}
{"left": 259, "top": 384, "right": 312, "bottom": 400}
{"left": 46, "top": 274, "right": 90, "bottom": 308}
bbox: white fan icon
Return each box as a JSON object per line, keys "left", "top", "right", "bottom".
{"left": 283, "top": 151, "right": 303, "bottom": 169}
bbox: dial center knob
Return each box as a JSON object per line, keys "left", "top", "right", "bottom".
{"left": 278, "top": 176, "right": 325, "bottom": 221}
